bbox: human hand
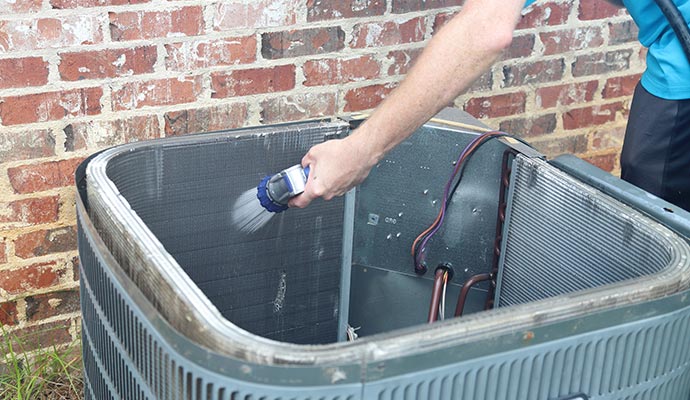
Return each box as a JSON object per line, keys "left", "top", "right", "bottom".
{"left": 289, "top": 134, "right": 379, "bottom": 208}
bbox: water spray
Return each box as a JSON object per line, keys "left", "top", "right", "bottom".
{"left": 232, "top": 165, "right": 309, "bottom": 233}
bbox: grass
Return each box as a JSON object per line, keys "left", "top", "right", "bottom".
{"left": 0, "top": 325, "right": 83, "bottom": 400}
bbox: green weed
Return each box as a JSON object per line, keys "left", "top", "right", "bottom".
{"left": 0, "top": 324, "right": 83, "bottom": 400}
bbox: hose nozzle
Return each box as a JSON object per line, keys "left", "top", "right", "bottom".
{"left": 257, "top": 165, "right": 310, "bottom": 213}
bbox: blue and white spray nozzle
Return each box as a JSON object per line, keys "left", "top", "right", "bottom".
{"left": 257, "top": 164, "right": 310, "bottom": 213}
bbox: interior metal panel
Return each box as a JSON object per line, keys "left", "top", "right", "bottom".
{"left": 352, "top": 126, "right": 509, "bottom": 281}
{"left": 348, "top": 264, "right": 487, "bottom": 336}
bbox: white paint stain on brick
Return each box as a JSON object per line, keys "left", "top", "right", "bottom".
{"left": 214, "top": 0, "right": 297, "bottom": 30}
{"left": 48, "top": 298, "right": 63, "bottom": 308}
{"left": 352, "top": 0, "right": 369, "bottom": 12}
{"left": 62, "top": 17, "right": 99, "bottom": 45}
{"left": 365, "top": 24, "right": 383, "bottom": 47}
{"left": 86, "top": 121, "right": 110, "bottom": 148}
{"left": 112, "top": 54, "right": 126, "bottom": 69}
{"left": 543, "top": 7, "right": 552, "bottom": 19}
{"left": 59, "top": 92, "right": 84, "bottom": 116}
{"left": 261, "top": 0, "right": 292, "bottom": 26}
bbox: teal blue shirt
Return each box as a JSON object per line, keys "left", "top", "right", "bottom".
{"left": 524, "top": 0, "right": 690, "bottom": 100}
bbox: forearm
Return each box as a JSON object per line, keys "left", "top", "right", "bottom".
{"left": 351, "top": 0, "right": 525, "bottom": 162}
{"left": 290, "top": 0, "right": 525, "bottom": 208}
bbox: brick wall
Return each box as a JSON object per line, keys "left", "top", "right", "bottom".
{"left": 0, "top": 0, "right": 642, "bottom": 347}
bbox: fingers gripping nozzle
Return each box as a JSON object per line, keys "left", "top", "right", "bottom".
{"left": 257, "top": 165, "right": 310, "bottom": 213}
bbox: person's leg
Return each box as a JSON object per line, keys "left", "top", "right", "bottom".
{"left": 620, "top": 83, "right": 690, "bottom": 211}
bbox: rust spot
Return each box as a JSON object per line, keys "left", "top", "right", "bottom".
{"left": 523, "top": 330, "right": 535, "bottom": 342}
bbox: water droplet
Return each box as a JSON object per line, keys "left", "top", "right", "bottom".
{"left": 386, "top": 234, "right": 392, "bottom": 240}
{"left": 464, "top": 268, "right": 469, "bottom": 273}
{"left": 452, "top": 161, "right": 457, "bottom": 165}
{"left": 423, "top": 189, "right": 429, "bottom": 195}
{"left": 432, "top": 200, "right": 437, "bottom": 205}
{"left": 396, "top": 232, "right": 401, "bottom": 238}
{"left": 398, "top": 212, "right": 403, "bottom": 217}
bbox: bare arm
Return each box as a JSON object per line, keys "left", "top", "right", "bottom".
{"left": 290, "top": 0, "right": 526, "bottom": 208}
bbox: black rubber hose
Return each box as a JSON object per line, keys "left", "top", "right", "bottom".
{"left": 654, "top": 0, "right": 690, "bottom": 63}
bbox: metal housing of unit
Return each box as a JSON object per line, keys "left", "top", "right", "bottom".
{"left": 77, "top": 110, "right": 690, "bottom": 400}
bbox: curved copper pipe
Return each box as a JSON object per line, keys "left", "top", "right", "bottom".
{"left": 454, "top": 273, "right": 492, "bottom": 317}
{"left": 427, "top": 268, "right": 447, "bottom": 323}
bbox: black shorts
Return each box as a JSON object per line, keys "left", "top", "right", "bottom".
{"left": 620, "top": 83, "right": 690, "bottom": 212}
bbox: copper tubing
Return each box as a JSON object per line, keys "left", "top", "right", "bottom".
{"left": 485, "top": 149, "right": 517, "bottom": 310}
{"left": 427, "top": 268, "right": 447, "bottom": 323}
{"left": 455, "top": 273, "right": 492, "bottom": 317}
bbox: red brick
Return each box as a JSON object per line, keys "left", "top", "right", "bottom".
{"left": 4, "top": 320, "right": 73, "bottom": 353}
{"left": 572, "top": 49, "right": 633, "bottom": 77}
{"left": 112, "top": 76, "right": 203, "bottom": 111}
{"left": 0, "top": 301, "right": 18, "bottom": 326}
{"left": 109, "top": 7, "right": 203, "bottom": 41}
{"left": 51, "top": 0, "right": 148, "bottom": 9}
{"left": 0, "top": 262, "right": 62, "bottom": 295}
{"left": 64, "top": 115, "right": 160, "bottom": 151}
{"left": 0, "top": 241, "right": 6, "bottom": 264}
{"left": 344, "top": 83, "right": 397, "bottom": 112}
{"left": 213, "top": 0, "right": 300, "bottom": 30}
{"left": 578, "top": 0, "right": 627, "bottom": 20}
{"left": 536, "top": 81, "right": 598, "bottom": 108}
{"left": 165, "top": 37, "right": 256, "bottom": 70}
{"left": 581, "top": 152, "right": 617, "bottom": 172}
{"left": 211, "top": 65, "right": 295, "bottom": 98}
{"left": 464, "top": 92, "right": 527, "bottom": 119}
{"left": 0, "top": 88, "right": 102, "bottom": 126}
{"left": 540, "top": 26, "right": 604, "bottom": 56}
{"left": 602, "top": 74, "right": 641, "bottom": 99}
{"left": 503, "top": 59, "right": 565, "bottom": 87}
{"left": 14, "top": 226, "right": 77, "bottom": 259}
{"left": 532, "top": 133, "right": 588, "bottom": 157}
{"left": 501, "top": 34, "right": 536, "bottom": 60}
{"left": 432, "top": 12, "right": 456, "bottom": 34}
{"left": 0, "top": 16, "right": 104, "bottom": 51}
{"left": 307, "top": 0, "right": 386, "bottom": 21}
{"left": 0, "top": 196, "right": 60, "bottom": 225}
{"left": 517, "top": 1, "right": 570, "bottom": 30}
{"left": 260, "top": 93, "right": 336, "bottom": 124}
{"left": 591, "top": 126, "right": 626, "bottom": 151}
{"left": 261, "top": 27, "right": 345, "bottom": 59}
{"left": 70, "top": 256, "right": 79, "bottom": 281}
{"left": 1, "top": 0, "right": 42, "bottom": 13}
{"left": 563, "top": 103, "right": 621, "bottom": 130}
{"left": 25, "top": 289, "right": 80, "bottom": 321}
{"left": 303, "top": 56, "right": 380, "bottom": 86}
{"left": 0, "top": 129, "right": 55, "bottom": 163}
{"left": 468, "top": 71, "right": 493, "bottom": 92}
{"left": 391, "top": 0, "right": 462, "bottom": 13}
{"left": 164, "top": 103, "right": 249, "bottom": 136}
{"left": 8, "top": 159, "right": 84, "bottom": 194}
{"left": 499, "top": 114, "right": 557, "bottom": 137}
{"left": 387, "top": 48, "right": 423, "bottom": 76}
{"left": 0, "top": 57, "right": 49, "bottom": 89}
{"left": 350, "top": 17, "right": 427, "bottom": 48}
{"left": 609, "top": 20, "right": 639, "bottom": 45}
{"left": 59, "top": 46, "right": 156, "bottom": 81}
